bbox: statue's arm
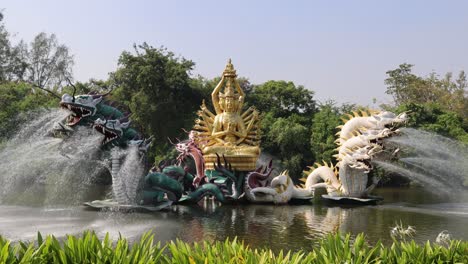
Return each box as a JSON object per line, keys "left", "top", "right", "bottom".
{"left": 211, "top": 75, "right": 225, "bottom": 115}
{"left": 237, "top": 96, "right": 245, "bottom": 114}
{"left": 234, "top": 79, "right": 245, "bottom": 98}
{"left": 235, "top": 117, "right": 248, "bottom": 144}
{"left": 236, "top": 111, "right": 258, "bottom": 144}
{"left": 234, "top": 80, "right": 245, "bottom": 111}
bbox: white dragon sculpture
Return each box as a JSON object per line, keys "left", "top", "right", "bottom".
{"left": 247, "top": 110, "right": 407, "bottom": 204}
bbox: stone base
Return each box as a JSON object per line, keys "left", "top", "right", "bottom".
{"left": 204, "top": 154, "right": 258, "bottom": 171}
{"left": 321, "top": 195, "right": 383, "bottom": 205}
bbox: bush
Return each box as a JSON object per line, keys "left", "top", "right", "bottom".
{"left": 0, "top": 231, "right": 466, "bottom": 263}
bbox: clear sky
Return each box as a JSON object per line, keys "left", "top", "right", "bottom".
{"left": 2, "top": 0, "right": 468, "bottom": 105}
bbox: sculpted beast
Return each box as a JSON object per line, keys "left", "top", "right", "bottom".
{"left": 247, "top": 109, "right": 407, "bottom": 203}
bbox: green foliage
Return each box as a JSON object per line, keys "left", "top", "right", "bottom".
{"left": 0, "top": 231, "right": 164, "bottom": 264}
{"left": 0, "top": 82, "right": 59, "bottom": 139}
{"left": 0, "top": 16, "right": 27, "bottom": 82}
{"left": 385, "top": 63, "right": 468, "bottom": 129}
{"left": 394, "top": 103, "right": 468, "bottom": 143}
{"left": 265, "top": 116, "right": 311, "bottom": 176}
{"left": 26, "top": 32, "right": 74, "bottom": 88}
{"left": 111, "top": 43, "right": 203, "bottom": 163}
{"left": 0, "top": 12, "right": 73, "bottom": 87}
{"left": 310, "top": 102, "right": 341, "bottom": 164}
{"left": 249, "top": 81, "right": 317, "bottom": 179}
{"left": 0, "top": 232, "right": 467, "bottom": 263}
{"left": 249, "top": 80, "right": 316, "bottom": 118}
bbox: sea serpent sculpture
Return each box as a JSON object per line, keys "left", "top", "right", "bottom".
{"left": 247, "top": 110, "right": 408, "bottom": 204}
{"left": 143, "top": 131, "right": 243, "bottom": 204}
{"left": 47, "top": 84, "right": 174, "bottom": 208}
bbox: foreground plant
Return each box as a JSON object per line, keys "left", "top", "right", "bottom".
{"left": 390, "top": 221, "right": 416, "bottom": 241}
{"left": 0, "top": 231, "right": 466, "bottom": 263}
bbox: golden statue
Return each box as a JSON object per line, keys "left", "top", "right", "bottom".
{"left": 193, "top": 59, "right": 261, "bottom": 171}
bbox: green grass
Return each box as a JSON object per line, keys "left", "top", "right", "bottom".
{"left": 0, "top": 231, "right": 466, "bottom": 263}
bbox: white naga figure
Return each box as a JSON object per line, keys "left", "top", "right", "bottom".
{"left": 246, "top": 110, "right": 407, "bottom": 203}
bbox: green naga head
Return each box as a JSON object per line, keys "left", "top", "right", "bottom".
{"left": 60, "top": 93, "right": 104, "bottom": 126}
{"left": 93, "top": 115, "right": 142, "bottom": 148}
{"left": 94, "top": 117, "right": 133, "bottom": 145}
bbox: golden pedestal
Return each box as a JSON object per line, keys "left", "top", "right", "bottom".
{"left": 203, "top": 153, "right": 259, "bottom": 171}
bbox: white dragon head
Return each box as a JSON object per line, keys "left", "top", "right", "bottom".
{"left": 372, "top": 111, "right": 408, "bottom": 129}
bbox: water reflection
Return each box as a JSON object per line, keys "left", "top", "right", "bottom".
{"left": 171, "top": 191, "right": 468, "bottom": 251}
{"left": 0, "top": 188, "right": 466, "bottom": 252}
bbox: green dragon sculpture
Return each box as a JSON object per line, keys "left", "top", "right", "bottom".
{"left": 55, "top": 90, "right": 125, "bottom": 138}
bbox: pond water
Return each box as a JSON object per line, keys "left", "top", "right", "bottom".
{"left": 1, "top": 187, "right": 467, "bottom": 252}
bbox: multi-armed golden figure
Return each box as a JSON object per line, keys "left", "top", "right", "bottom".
{"left": 193, "top": 59, "right": 261, "bottom": 170}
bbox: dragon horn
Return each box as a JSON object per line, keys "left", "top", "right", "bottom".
{"left": 222, "top": 154, "right": 228, "bottom": 168}
{"left": 91, "top": 89, "right": 112, "bottom": 99}
{"left": 31, "top": 82, "right": 62, "bottom": 100}
{"left": 120, "top": 113, "right": 132, "bottom": 121}
{"left": 167, "top": 137, "right": 176, "bottom": 145}
{"left": 214, "top": 153, "right": 222, "bottom": 170}
{"left": 255, "top": 166, "right": 263, "bottom": 173}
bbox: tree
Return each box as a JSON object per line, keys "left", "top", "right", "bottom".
{"left": 395, "top": 103, "right": 468, "bottom": 143}
{"left": 385, "top": 64, "right": 467, "bottom": 127}
{"left": 266, "top": 116, "right": 311, "bottom": 178}
{"left": 25, "top": 32, "right": 74, "bottom": 88}
{"left": 0, "top": 82, "right": 59, "bottom": 139}
{"left": 310, "top": 101, "right": 341, "bottom": 164}
{"left": 242, "top": 80, "right": 318, "bottom": 179}
{"left": 111, "top": 43, "right": 202, "bottom": 162}
{"left": 0, "top": 12, "right": 28, "bottom": 83}
{"left": 249, "top": 80, "right": 316, "bottom": 118}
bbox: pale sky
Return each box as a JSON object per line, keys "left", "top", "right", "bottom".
{"left": 2, "top": 0, "right": 468, "bottom": 106}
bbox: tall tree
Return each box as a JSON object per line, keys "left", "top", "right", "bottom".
{"left": 248, "top": 80, "right": 317, "bottom": 179}
{"left": 385, "top": 63, "right": 468, "bottom": 131}
{"left": 25, "top": 32, "right": 74, "bottom": 88}
{"left": 111, "top": 43, "right": 202, "bottom": 162}
{"left": 266, "top": 116, "right": 311, "bottom": 178}
{"left": 0, "top": 12, "right": 27, "bottom": 83}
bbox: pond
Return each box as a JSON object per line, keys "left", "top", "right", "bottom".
{"left": 0, "top": 187, "right": 466, "bottom": 252}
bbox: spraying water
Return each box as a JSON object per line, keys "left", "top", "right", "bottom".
{"left": 0, "top": 109, "right": 111, "bottom": 206}
{"left": 110, "top": 146, "right": 146, "bottom": 205}
{"left": 376, "top": 128, "right": 468, "bottom": 195}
